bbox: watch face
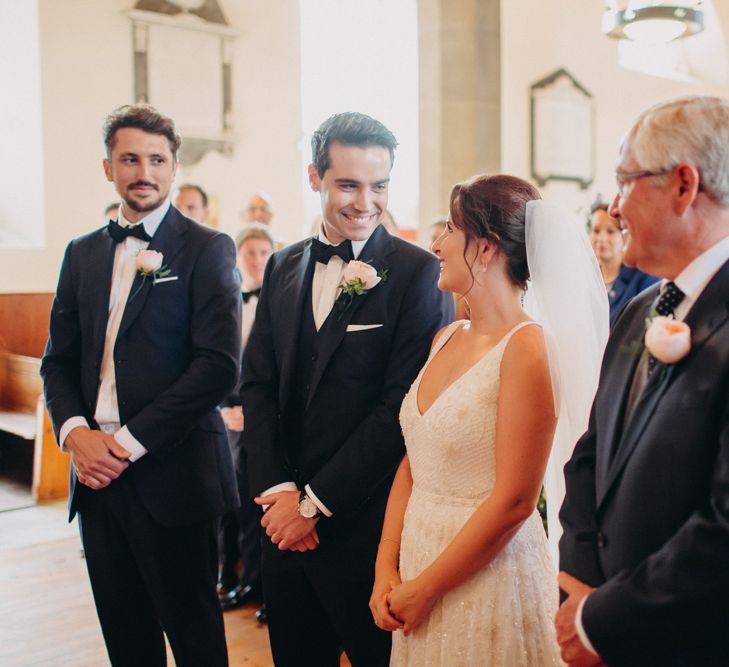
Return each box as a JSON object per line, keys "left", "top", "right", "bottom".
{"left": 299, "top": 498, "right": 318, "bottom": 519}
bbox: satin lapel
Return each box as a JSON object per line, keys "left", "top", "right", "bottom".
{"left": 277, "top": 241, "right": 314, "bottom": 413}
{"left": 306, "top": 225, "right": 394, "bottom": 408}
{"left": 87, "top": 229, "right": 117, "bottom": 368}
{"left": 594, "top": 306, "right": 649, "bottom": 504}
{"left": 117, "top": 208, "right": 188, "bottom": 340}
{"left": 599, "top": 260, "right": 729, "bottom": 509}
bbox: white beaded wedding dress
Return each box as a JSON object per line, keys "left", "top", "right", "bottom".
{"left": 390, "top": 320, "right": 563, "bottom": 667}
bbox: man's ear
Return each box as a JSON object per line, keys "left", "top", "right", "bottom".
{"left": 103, "top": 158, "right": 113, "bottom": 183}
{"left": 308, "top": 164, "right": 321, "bottom": 193}
{"left": 674, "top": 163, "right": 701, "bottom": 214}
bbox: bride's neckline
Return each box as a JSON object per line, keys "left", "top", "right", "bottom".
{"left": 415, "top": 320, "right": 536, "bottom": 418}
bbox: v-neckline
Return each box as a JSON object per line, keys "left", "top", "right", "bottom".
{"left": 415, "top": 320, "right": 533, "bottom": 418}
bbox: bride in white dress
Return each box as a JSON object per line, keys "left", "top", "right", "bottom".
{"left": 370, "top": 174, "right": 605, "bottom": 666}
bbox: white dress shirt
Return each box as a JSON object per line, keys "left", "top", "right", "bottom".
{"left": 575, "top": 232, "right": 729, "bottom": 657}
{"left": 262, "top": 227, "right": 368, "bottom": 516}
{"left": 59, "top": 200, "right": 170, "bottom": 462}
{"left": 241, "top": 278, "right": 261, "bottom": 350}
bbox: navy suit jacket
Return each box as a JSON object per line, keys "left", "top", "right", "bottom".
{"left": 608, "top": 264, "right": 659, "bottom": 324}
{"left": 41, "top": 206, "right": 242, "bottom": 527}
{"left": 559, "top": 258, "right": 729, "bottom": 666}
{"left": 241, "top": 225, "right": 452, "bottom": 563}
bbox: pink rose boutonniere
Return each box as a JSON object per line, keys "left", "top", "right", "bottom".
{"left": 336, "top": 260, "right": 387, "bottom": 318}
{"left": 644, "top": 315, "right": 691, "bottom": 364}
{"left": 129, "top": 250, "right": 171, "bottom": 301}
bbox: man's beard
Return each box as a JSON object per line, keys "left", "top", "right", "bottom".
{"left": 124, "top": 184, "right": 164, "bottom": 213}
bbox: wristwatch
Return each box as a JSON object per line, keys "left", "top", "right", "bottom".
{"left": 297, "top": 491, "right": 321, "bottom": 519}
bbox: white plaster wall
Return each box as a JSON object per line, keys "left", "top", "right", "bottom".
{"left": 500, "top": 0, "right": 729, "bottom": 213}
{"left": 0, "top": 0, "right": 304, "bottom": 293}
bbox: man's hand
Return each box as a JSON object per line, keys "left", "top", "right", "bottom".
{"left": 287, "top": 529, "right": 320, "bottom": 552}
{"left": 65, "top": 426, "right": 131, "bottom": 490}
{"left": 556, "top": 572, "right": 604, "bottom": 667}
{"left": 221, "top": 405, "right": 244, "bottom": 432}
{"left": 255, "top": 490, "right": 319, "bottom": 550}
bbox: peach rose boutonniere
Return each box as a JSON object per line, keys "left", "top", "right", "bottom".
{"left": 644, "top": 315, "right": 691, "bottom": 365}
{"left": 129, "top": 250, "right": 171, "bottom": 301}
{"left": 336, "top": 260, "right": 388, "bottom": 318}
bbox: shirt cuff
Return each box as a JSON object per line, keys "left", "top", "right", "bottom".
{"left": 575, "top": 595, "right": 600, "bottom": 657}
{"left": 59, "top": 416, "right": 90, "bottom": 451}
{"left": 304, "top": 484, "right": 333, "bottom": 517}
{"left": 114, "top": 425, "right": 148, "bottom": 462}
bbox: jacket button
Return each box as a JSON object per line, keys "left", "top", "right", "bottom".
{"left": 596, "top": 532, "right": 607, "bottom": 548}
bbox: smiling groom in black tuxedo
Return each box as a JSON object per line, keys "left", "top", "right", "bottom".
{"left": 41, "top": 105, "right": 241, "bottom": 667}
{"left": 241, "top": 112, "right": 453, "bottom": 666}
{"left": 557, "top": 96, "right": 729, "bottom": 666}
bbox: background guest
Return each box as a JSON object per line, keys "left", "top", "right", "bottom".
{"left": 218, "top": 224, "right": 275, "bottom": 613}
{"left": 589, "top": 200, "right": 658, "bottom": 323}
{"left": 103, "top": 202, "right": 120, "bottom": 224}
{"left": 242, "top": 192, "right": 274, "bottom": 225}
{"left": 175, "top": 183, "right": 210, "bottom": 224}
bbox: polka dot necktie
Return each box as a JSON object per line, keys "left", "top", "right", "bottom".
{"left": 647, "top": 281, "right": 685, "bottom": 377}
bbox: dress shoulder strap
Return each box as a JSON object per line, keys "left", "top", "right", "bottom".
{"left": 498, "top": 320, "right": 541, "bottom": 350}
{"left": 429, "top": 319, "right": 464, "bottom": 358}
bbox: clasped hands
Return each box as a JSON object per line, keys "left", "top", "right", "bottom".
{"left": 555, "top": 572, "right": 605, "bottom": 667}
{"left": 369, "top": 572, "right": 438, "bottom": 636}
{"left": 255, "top": 489, "right": 320, "bottom": 552}
{"left": 65, "top": 425, "right": 131, "bottom": 490}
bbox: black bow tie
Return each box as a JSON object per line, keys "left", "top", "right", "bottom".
{"left": 242, "top": 288, "right": 261, "bottom": 304}
{"left": 107, "top": 220, "right": 152, "bottom": 243}
{"left": 310, "top": 237, "right": 354, "bottom": 264}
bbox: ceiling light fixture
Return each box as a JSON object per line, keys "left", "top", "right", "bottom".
{"left": 603, "top": 2, "right": 704, "bottom": 43}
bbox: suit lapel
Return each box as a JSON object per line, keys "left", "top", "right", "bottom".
{"left": 87, "top": 229, "right": 116, "bottom": 369}
{"left": 306, "top": 225, "right": 394, "bottom": 407}
{"left": 594, "top": 302, "right": 651, "bottom": 504}
{"left": 117, "top": 207, "right": 188, "bottom": 340}
{"left": 277, "top": 241, "right": 315, "bottom": 412}
{"left": 598, "top": 259, "right": 729, "bottom": 509}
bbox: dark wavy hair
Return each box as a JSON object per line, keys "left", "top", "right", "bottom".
{"left": 103, "top": 104, "right": 181, "bottom": 159}
{"left": 311, "top": 112, "right": 398, "bottom": 177}
{"left": 449, "top": 174, "right": 541, "bottom": 291}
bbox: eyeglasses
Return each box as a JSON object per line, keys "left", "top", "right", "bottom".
{"left": 615, "top": 167, "right": 674, "bottom": 197}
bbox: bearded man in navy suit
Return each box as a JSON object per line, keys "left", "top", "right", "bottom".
{"left": 557, "top": 95, "right": 729, "bottom": 666}
{"left": 41, "top": 105, "right": 241, "bottom": 667}
{"left": 241, "top": 112, "right": 453, "bottom": 666}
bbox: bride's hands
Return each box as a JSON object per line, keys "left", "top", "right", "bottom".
{"left": 369, "top": 569, "right": 403, "bottom": 632}
{"left": 386, "top": 577, "right": 438, "bottom": 636}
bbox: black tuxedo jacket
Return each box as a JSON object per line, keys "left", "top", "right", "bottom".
{"left": 559, "top": 259, "right": 729, "bottom": 666}
{"left": 241, "top": 226, "right": 452, "bottom": 552}
{"left": 41, "top": 206, "right": 242, "bottom": 527}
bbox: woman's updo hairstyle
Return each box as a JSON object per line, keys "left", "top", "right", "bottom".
{"left": 449, "top": 174, "right": 541, "bottom": 291}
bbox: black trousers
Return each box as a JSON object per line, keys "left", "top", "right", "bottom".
{"left": 77, "top": 477, "right": 228, "bottom": 667}
{"left": 220, "top": 429, "right": 263, "bottom": 591}
{"left": 261, "top": 536, "right": 391, "bottom": 667}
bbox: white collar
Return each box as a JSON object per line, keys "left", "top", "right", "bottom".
{"left": 118, "top": 199, "right": 170, "bottom": 239}
{"left": 671, "top": 233, "right": 729, "bottom": 302}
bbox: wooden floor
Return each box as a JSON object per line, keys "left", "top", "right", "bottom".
{"left": 0, "top": 498, "right": 353, "bottom": 666}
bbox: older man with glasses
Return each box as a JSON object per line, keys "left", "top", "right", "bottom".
{"left": 557, "top": 95, "right": 729, "bottom": 667}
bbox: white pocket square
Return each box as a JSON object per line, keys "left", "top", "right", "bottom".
{"left": 346, "top": 323, "right": 383, "bottom": 332}
{"left": 153, "top": 276, "right": 178, "bottom": 285}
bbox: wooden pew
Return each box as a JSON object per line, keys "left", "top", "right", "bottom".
{"left": 0, "top": 293, "right": 69, "bottom": 501}
{"left": 0, "top": 351, "right": 69, "bottom": 501}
